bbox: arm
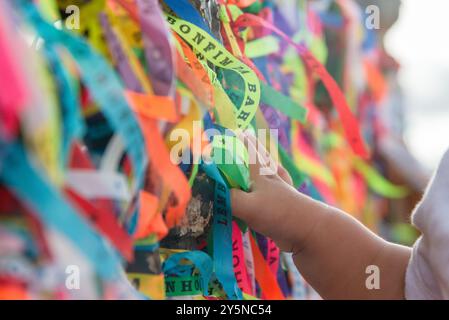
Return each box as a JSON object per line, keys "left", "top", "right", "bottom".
{"left": 231, "top": 133, "right": 411, "bottom": 299}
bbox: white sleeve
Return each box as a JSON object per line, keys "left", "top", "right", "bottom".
{"left": 405, "top": 149, "right": 449, "bottom": 300}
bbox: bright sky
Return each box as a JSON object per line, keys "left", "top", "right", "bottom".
{"left": 386, "top": 0, "right": 449, "bottom": 170}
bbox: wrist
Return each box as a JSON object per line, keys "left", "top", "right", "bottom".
{"left": 282, "top": 190, "right": 332, "bottom": 255}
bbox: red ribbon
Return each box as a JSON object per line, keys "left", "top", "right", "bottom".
{"left": 234, "top": 13, "right": 369, "bottom": 159}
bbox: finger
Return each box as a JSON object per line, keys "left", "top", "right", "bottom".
{"left": 236, "top": 131, "right": 261, "bottom": 181}
{"left": 244, "top": 131, "right": 269, "bottom": 164}
{"left": 278, "top": 164, "right": 293, "bottom": 186}
{"left": 245, "top": 131, "right": 277, "bottom": 177}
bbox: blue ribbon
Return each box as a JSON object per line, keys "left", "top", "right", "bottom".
{"left": 43, "top": 46, "right": 84, "bottom": 163}
{"left": 202, "top": 162, "right": 243, "bottom": 300}
{"left": 163, "top": 250, "right": 213, "bottom": 296}
{"left": 163, "top": 0, "right": 216, "bottom": 39}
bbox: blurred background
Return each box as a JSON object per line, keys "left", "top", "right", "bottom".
{"left": 386, "top": 0, "right": 449, "bottom": 170}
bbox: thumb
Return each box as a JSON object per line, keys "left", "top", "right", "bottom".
{"left": 230, "top": 188, "right": 256, "bottom": 221}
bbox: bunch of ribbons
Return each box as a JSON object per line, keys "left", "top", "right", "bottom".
{"left": 0, "top": 0, "right": 411, "bottom": 300}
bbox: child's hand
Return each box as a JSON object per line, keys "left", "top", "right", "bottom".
{"left": 230, "top": 132, "right": 412, "bottom": 300}
{"left": 230, "top": 132, "right": 304, "bottom": 252}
